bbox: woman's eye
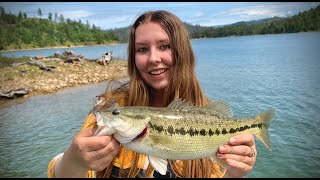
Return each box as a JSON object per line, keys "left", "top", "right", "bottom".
{"left": 137, "top": 47, "right": 148, "bottom": 52}
{"left": 160, "top": 44, "right": 170, "bottom": 50}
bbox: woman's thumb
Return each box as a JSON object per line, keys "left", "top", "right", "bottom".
{"left": 77, "top": 128, "right": 94, "bottom": 137}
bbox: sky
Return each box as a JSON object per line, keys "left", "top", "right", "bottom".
{"left": 1, "top": 2, "right": 319, "bottom": 30}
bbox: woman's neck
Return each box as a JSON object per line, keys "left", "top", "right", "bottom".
{"left": 149, "top": 88, "right": 165, "bottom": 107}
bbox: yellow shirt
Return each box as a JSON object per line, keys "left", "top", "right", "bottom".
{"left": 47, "top": 114, "right": 225, "bottom": 178}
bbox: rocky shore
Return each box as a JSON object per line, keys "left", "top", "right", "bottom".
{"left": 0, "top": 56, "right": 128, "bottom": 104}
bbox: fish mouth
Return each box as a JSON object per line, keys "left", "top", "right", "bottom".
{"left": 115, "top": 126, "right": 148, "bottom": 144}
{"left": 132, "top": 127, "right": 148, "bottom": 141}
{"left": 149, "top": 68, "right": 168, "bottom": 75}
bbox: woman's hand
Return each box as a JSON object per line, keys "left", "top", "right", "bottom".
{"left": 55, "top": 128, "right": 120, "bottom": 177}
{"left": 217, "top": 134, "right": 257, "bottom": 178}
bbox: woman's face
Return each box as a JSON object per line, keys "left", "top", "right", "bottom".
{"left": 134, "top": 22, "right": 173, "bottom": 91}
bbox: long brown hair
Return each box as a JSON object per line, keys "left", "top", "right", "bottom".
{"left": 96, "top": 10, "right": 223, "bottom": 178}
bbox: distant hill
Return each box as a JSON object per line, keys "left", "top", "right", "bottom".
{"left": 228, "top": 17, "right": 287, "bottom": 26}
{"left": 185, "top": 5, "right": 319, "bottom": 39}
{"left": 0, "top": 5, "right": 319, "bottom": 50}
{"left": 0, "top": 6, "right": 118, "bottom": 50}
{"left": 111, "top": 5, "right": 320, "bottom": 42}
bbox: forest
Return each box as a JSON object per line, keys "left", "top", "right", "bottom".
{"left": 0, "top": 5, "right": 319, "bottom": 51}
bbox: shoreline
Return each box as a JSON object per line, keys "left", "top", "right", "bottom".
{"left": 2, "top": 32, "right": 318, "bottom": 53}
{"left": 0, "top": 42, "right": 126, "bottom": 53}
{"left": 0, "top": 59, "right": 128, "bottom": 106}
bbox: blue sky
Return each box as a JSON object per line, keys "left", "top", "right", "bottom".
{"left": 1, "top": 2, "right": 319, "bottom": 30}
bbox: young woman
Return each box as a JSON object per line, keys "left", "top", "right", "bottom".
{"left": 48, "top": 10, "right": 257, "bottom": 178}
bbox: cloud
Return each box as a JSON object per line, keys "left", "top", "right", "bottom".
{"left": 226, "top": 6, "right": 289, "bottom": 18}
{"left": 82, "top": 14, "right": 137, "bottom": 29}
{"left": 224, "top": 2, "right": 320, "bottom": 19}
{"left": 58, "top": 10, "right": 94, "bottom": 20}
{"left": 193, "top": 12, "right": 205, "bottom": 18}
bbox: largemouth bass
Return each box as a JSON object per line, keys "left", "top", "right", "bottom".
{"left": 94, "top": 99, "right": 274, "bottom": 175}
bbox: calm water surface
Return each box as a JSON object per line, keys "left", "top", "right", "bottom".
{"left": 0, "top": 43, "right": 128, "bottom": 60}
{"left": 0, "top": 32, "right": 319, "bottom": 177}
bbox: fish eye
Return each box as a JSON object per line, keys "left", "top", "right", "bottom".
{"left": 112, "top": 109, "right": 120, "bottom": 115}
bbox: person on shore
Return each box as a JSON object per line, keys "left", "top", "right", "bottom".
{"left": 47, "top": 10, "right": 257, "bottom": 178}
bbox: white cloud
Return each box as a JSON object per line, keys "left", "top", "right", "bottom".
{"left": 226, "top": 6, "right": 288, "bottom": 18}
{"left": 85, "top": 14, "right": 136, "bottom": 29}
{"left": 193, "top": 12, "right": 205, "bottom": 18}
{"left": 58, "top": 10, "right": 94, "bottom": 20}
{"left": 225, "top": 2, "right": 319, "bottom": 19}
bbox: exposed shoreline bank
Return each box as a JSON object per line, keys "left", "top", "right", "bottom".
{"left": 0, "top": 58, "right": 128, "bottom": 106}
{"left": 0, "top": 42, "right": 125, "bottom": 53}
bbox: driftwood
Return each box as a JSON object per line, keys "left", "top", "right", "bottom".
{"left": 29, "top": 57, "right": 55, "bottom": 71}
{"left": 97, "top": 51, "right": 112, "bottom": 66}
{"left": 0, "top": 88, "right": 31, "bottom": 99}
{"left": 42, "top": 57, "right": 62, "bottom": 61}
{"left": 11, "top": 62, "right": 27, "bottom": 67}
{"left": 64, "top": 56, "right": 84, "bottom": 64}
{"left": 34, "top": 55, "right": 46, "bottom": 60}
{"left": 63, "top": 49, "right": 75, "bottom": 56}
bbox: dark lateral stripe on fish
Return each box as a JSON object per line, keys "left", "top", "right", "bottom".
{"left": 149, "top": 122, "right": 263, "bottom": 136}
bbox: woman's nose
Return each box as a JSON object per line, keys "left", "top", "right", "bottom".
{"left": 148, "top": 47, "right": 161, "bottom": 64}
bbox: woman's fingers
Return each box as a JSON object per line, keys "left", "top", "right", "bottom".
{"left": 218, "top": 144, "right": 257, "bottom": 157}
{"left": 86, "top": 136, "right": 120, "bottom": 171}
{"left": 74, "top": 128, "right": 114, "bottom": 151}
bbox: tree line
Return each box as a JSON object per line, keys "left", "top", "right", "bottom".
{"left": 185, "top": 4, "right": 320, "bottom": 39}
{"left": 110, "top": 5, "right": 320, "bottom": 43}
{"left": 0, "top": 7, "right": 118, "bottom": 50}
{"left": 0, "top": 5, "right": 319, "bottom": 51}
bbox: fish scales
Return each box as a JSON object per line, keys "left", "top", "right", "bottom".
{"left": 136, "top": 107, "right": 263, "bottom": 159}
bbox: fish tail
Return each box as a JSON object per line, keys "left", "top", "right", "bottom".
{"left": 255, "top": 108, "right": 275, "bottom": 151}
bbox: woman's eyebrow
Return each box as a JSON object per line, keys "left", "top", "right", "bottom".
{"left": 135, "top": 39, "right": 169, "bottom": 45}
{"left": 135, "top": 42, "right": 147, "bottom": 46}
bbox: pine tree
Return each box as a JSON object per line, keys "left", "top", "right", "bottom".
{"left": 37, "top": 8, "right": 42, "bottom": 19}
{"left": 48, "top": 12, "right": 52, "bottom": 21}
{"left": 54, "top": 12, "right": 58, "bottom": 22}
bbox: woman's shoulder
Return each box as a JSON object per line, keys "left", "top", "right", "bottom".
{"left": 81, "top": 113, "right": 97, "bottom": 130}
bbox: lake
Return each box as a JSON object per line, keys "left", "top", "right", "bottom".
{"left": 0, "top": 32, "right": 319, "bottom": 177}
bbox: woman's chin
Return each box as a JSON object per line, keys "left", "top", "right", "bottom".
{"left": 150, "top": 83, "right": 168, "bottom": 91}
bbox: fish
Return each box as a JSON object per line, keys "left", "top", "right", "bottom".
{"left": 93, "top": 99, "right": 275, "bottom": 175}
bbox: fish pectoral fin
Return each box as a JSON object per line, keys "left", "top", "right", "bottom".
{"left": 209, "top": 156, "right": 229, "bottom": 170}
{"left": 148, "top": 156, "right": 168, "bottom": 175}
{"left": 149, "top": 134, "right": 175, "bottom": 151}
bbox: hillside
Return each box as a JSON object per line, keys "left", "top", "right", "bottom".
{"left": 111, "top": 5, "right": 320, "bottom": 42}
{"left": 0, "top": 5, "right": 319, "bottom": 50}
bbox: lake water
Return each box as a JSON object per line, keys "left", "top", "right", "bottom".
{"left": 0, "top": 44, "right": 128, "bottom": 60}
{"left": 0, "top": 32, "right": 320, "bottom": 178}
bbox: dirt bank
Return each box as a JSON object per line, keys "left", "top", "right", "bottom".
{"left": 0, "top": 58, "right": 128, "bottom": 105}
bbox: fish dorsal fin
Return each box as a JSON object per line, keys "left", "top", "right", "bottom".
{"left": 167, "top": 99, "right": 196, "bottom": 111}
{"left": 148, "top": 156, "right": 168, "bottom": 175}
{"left": 203, "top": 100, "right": 234, "bottom": 118}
